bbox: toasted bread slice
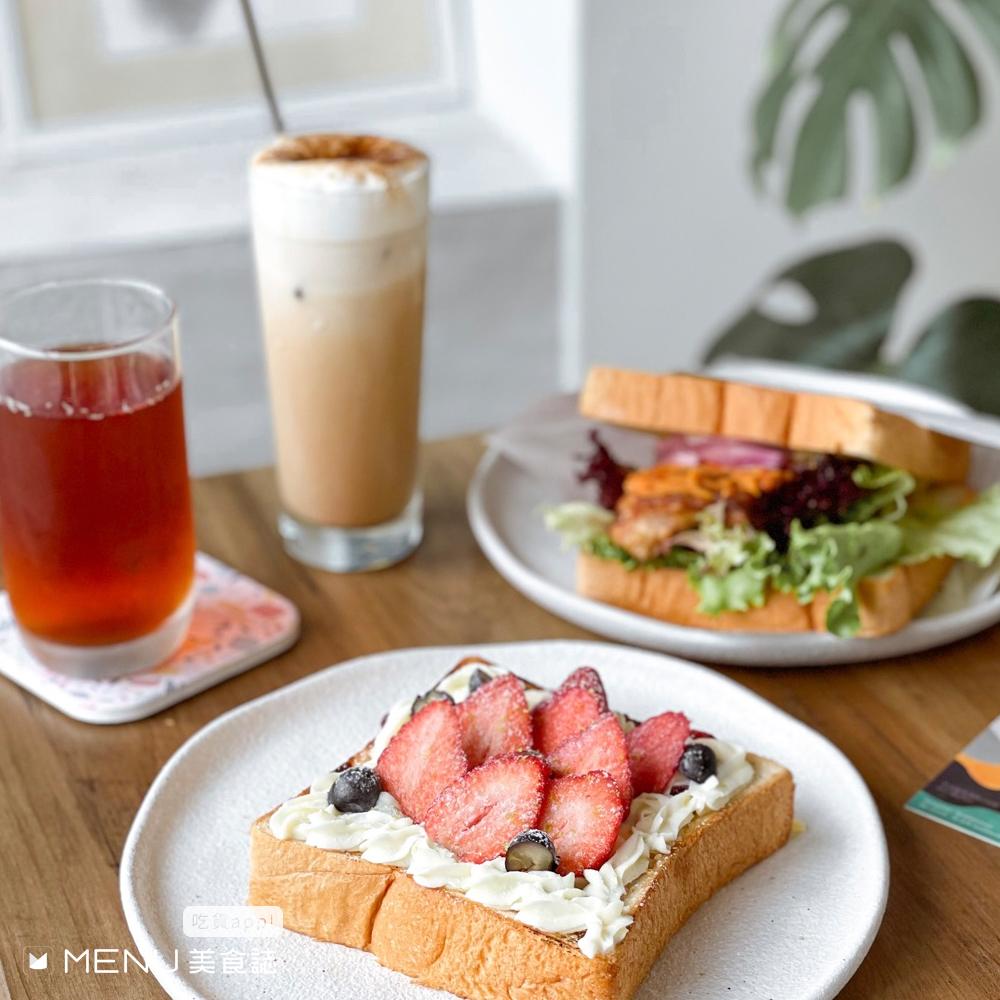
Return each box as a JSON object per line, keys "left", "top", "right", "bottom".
{"left": 248, "top": 658, "right": 794, "bottom": 1000}
{"left": 579, "top": 367, "right": 970, "bottom": 483}
{"left": 577, "top": 553, "right": 953, "bottom": 636}
{"left": 249, "top": 753, "right": 792, "bottom": 1000}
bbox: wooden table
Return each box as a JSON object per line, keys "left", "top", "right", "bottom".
{"left": 1, "top": 436, "right": 998, "bottom": 999}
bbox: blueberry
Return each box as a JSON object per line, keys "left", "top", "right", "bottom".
{"left": 679, "top": 743, "right": 717, "bottom": 784}
{"left": 505, "top": 829, "right": 558, "bottom": 873}
{"left": 468, "top": 668, "right": 492, "bottom": 694}
{"left": 329, "top": 767, "right": 381, "bottom": 813}
{"left": 411, "top": 689, "right": 454, "bottom": 715}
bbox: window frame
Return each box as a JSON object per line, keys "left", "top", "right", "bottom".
{"left": 0, "top": 0, "right": 471, "bottom": 164}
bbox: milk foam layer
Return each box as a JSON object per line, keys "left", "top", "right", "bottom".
{"left": 270, "top": 664, "right": 755, "bottom": 957}
{"left": 250, "top": 133, "right": 429, "bottom": 242}
{"left": 253, "top": 226, "right": 425, "bottom": 297}
{"left": 250, "top": 132, "right": 428, "bottom": 527}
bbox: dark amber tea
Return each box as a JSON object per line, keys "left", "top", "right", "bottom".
{"left": 0, "top": 352, "right": 194, "bottom": 645}
{"left": 0, "top": 280, "right": 195, "bottom": 676}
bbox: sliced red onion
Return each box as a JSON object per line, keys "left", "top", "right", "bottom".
{"left": 655, "top": 433, "right": 789, "bottom": 469}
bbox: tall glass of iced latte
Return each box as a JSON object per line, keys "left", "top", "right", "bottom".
{"left": 250, "top": 135, "right": 428, "bottom": 571}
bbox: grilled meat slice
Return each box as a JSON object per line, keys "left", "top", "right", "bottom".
{"left": 609, "top": 493, "right": 706, "bottom": 560}
{"left": 609, "top": 465, "right": 794, "bottom": 561}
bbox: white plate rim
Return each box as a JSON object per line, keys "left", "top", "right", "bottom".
{"left": 467, "top": 450, "right": 1000, "bottom": 667}
{"left": 120, "top": 639, "right": 890, "bottom": 1000}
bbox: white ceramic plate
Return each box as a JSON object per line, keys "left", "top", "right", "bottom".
{"left": 121, "top": 641, "right": 888, "bottom": 1000}
{"left": 468, "top": 366, "right": 1000, "bottom": 666}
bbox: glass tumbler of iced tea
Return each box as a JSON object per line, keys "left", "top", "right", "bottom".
{"left": 0, "top": 280, "right": 196, "bottom": 677}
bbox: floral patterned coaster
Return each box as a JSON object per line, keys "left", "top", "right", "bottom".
{"left": 0, "top": 553, "right": 300, "bottom": 724}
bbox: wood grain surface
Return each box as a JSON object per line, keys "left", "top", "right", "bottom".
{"left": 1, "top": 435, "right": 998, "bottom": 999}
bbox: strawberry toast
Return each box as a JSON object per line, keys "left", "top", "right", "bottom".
{"left": 249, "top": 658, "right": 794, "bottom": 1000}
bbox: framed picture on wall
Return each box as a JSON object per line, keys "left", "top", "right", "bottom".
{"left": 0, "top": 0, "right": 468, "bottom": 161}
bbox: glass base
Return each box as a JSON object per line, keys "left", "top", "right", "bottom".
{"left": 278, "top": 491, "right": 423, "bottom": 573}
{"left": 20, "top": 587, "right": 195, "bottom": 680}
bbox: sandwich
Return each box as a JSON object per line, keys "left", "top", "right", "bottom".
{"left": 545, "top": 368, "right": 1000, "bottom": 637}
{"left": 249, "top": 657, "right": 793, "bottom": 1000}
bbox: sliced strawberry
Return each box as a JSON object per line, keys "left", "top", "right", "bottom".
{"left": 539, "top": 772, "right": 625, "bottom": 875}
{"left": 626, "top": 711, "right": 691, "bottom": 794}
{"left": 556, "top": 666, "right": 608, "bottom": 711}
{"left": 458, "top": 674, "right": 533, "bottom": 767}
{"left": 376, "top": 700, "right": 467, "bottom": 822}
{"left": 532, "top": 686, "right": 604, "bottom": 756}
{"left": 548, "top": 713, "right": 632, "bottom": 803}
{"left": 423, "top": 753, "right": 547, "bottom": 863}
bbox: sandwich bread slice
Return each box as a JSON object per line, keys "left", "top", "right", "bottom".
{"left": 545, "top": 368, "right": 1000, "bottom": 637}
{"left": 249, "top": 657, "right": 794, "bottom": 1000}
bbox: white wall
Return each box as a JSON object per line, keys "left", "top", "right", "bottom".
{"left": 469, "top": 0, "right": 578, "bottom": 189}
{"left": 568, "top": 0, "right": 1000, "bottom": 381}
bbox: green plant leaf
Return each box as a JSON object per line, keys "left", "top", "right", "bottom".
{"left": 705, "top": 240, "right": 912, "bottom": 369}
{"left": 965, "top": 0, "right": 1000, "bottom": 58}
{"left": 896, "top": 298, "right": 1000, "bottom": 415}
{"left": 753, "top": 0, "right": 985, "bottom": 216}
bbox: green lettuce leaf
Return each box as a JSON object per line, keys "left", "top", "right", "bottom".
{"left": 585, "top": 534, "right": 700, "bottom": 571}
{"left": 687, "top": 533, "right": 779, "bottom": 614}
{"left": 777, "top": 520, "right": 903, "bottom": 637}
{"left": 849, "top": 464, "right": 915, "bottom": 522}
{"left": 685, "top": 503, "right": 779, "bottom": 613}
{"left": 899, "top": 484, "right": 1000, "bottom": 567}
{"left": 694, "top": 501, "right": 775, "bottom": 575}
{"left": 543, "top": 502, "right": 614, "bottom": 549}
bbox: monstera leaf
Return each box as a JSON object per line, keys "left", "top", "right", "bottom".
{"left": 704, "top": 239, "right": 1000, "bottom": 415}
{"left": 753, "top": 0, "right": 1000, "bottom": 216}
{"left": 706, "top": 240, "right": 912, "bottom": 370}
{"left": 898, "top": 299, "right": 1000, "bottom": 414}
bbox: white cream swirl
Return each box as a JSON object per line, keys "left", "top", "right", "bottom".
{"left": 269, "top": 735, "right": 753, "bottom": 957}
